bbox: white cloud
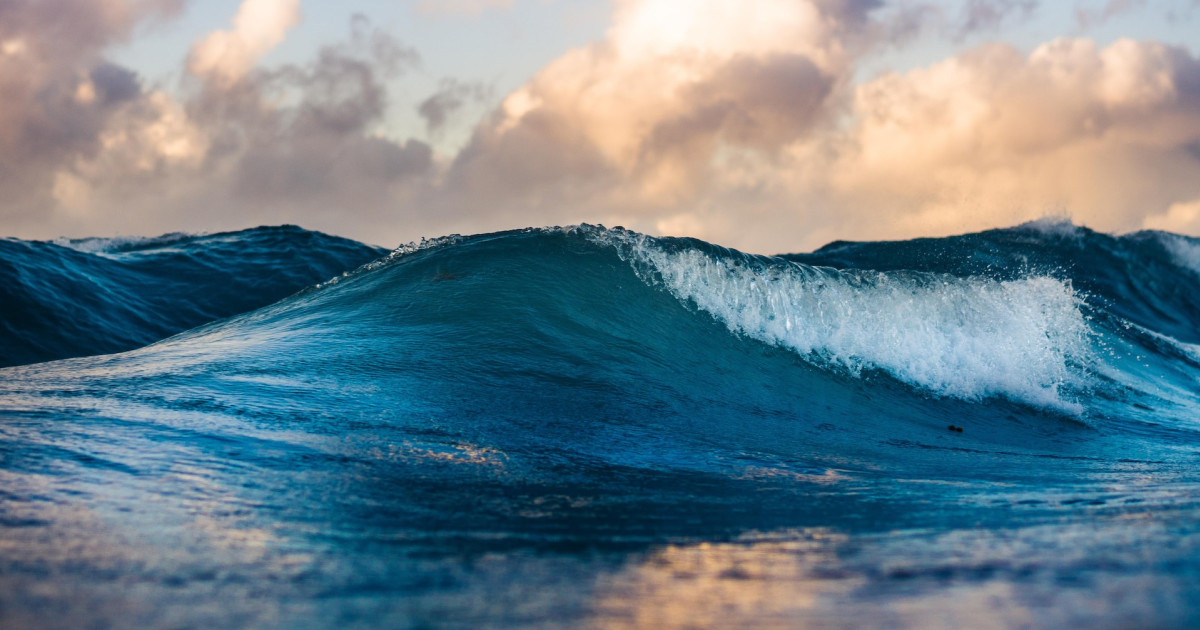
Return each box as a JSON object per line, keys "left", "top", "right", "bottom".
{"left": 1144, "top": 199, "right": 1200, "bottom": 232}
{"left": 187, "top": 0, "right": 302, "bottom": 86}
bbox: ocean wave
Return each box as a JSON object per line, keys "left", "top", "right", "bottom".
{"left": 597, "top": 228, "right": 1091, "bottom": 411}
{"left": 0, "top": 225, "right": 386, "bottom": 367}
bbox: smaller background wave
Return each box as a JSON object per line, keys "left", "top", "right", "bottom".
{"left": 0, "top": 225, "right": 387, "bottom": 368}
{"left": 784, "top": 219, "right": 1200, "bottom": 346}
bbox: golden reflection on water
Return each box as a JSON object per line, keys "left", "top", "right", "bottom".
{"left": 590, "top": 531, "right": 861, "bottom": 629}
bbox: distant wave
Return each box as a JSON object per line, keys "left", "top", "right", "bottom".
{"left": 788, "top": 219, "right": 1200, "bottom": 346}
{"left": 0, "top": 225, "right": 387, "bottom": 367}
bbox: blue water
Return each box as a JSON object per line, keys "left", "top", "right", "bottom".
{"left": 0, "top": 225, "right": 386, "bottom": 367}
{"left": 2, "top": 221, "right": 1199, "bottom": 628}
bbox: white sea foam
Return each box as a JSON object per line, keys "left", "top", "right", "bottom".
{"left": 315, "top": 234, "right": 464, "bottom": 290}
{"left": 53, "top": 235, "right": 158, "bottom": 253}
{"left": 51, "top": 232, "right": 202, "bottom": 257}
{"left": 1015, "top": 217, "right": 1082, "bottom": 240}
{"left": 1155, "top": 232, "right": 1200, "bottom": 276}
{"left": 597, "top": 229, "right": 1093, "bottom": 412}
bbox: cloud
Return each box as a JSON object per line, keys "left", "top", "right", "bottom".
{"left": 1076, "top": 0, "right": 1147, "bottom": 29}
{"left": 0, "top": 0, "right": 184, "bottom": 233}
{"left": 39, "top": 5, "right": 433, "bottom": 241}
{"left": 824, "top": 38, "right": 1200, "bottom": 245}
{"left": 863, "top": 1, "right": 1039, "bottom": 46}
{"left": 4, "top": 0, "right": 1200, "bottom": 255}
{"left": 189, "top": 13, "right": 430, "bottom": 221}
{"left": 215, "top": 37, "right": 432, "bottom": 211}
{"left": 1144, "top": 198, "right": 1200, "bottom": 232}
{"left": 187, "top": 0, "right": 302, "bottom": 86}
{"left": 958, "top": 0, "right": 1037, "bottom": 37}
{"left": 430, "top": 0, "right": 867, "bottom": 237}
{"left": 426, "top": 0, "right": 1200, "bottom": 253}
{"left": 417, "top": 78, "right": 493, "bottom": 135}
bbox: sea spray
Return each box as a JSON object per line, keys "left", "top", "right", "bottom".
{"left": 592, "top": 226, "right": 1093, "bottom": 412}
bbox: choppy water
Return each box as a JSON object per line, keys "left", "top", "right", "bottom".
{"left": 2, "top": 221, "right": 1199, "bottom": 628}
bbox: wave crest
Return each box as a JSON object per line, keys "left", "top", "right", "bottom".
{"left": 596, "top": 228, "right": 1092, "bottom": 412}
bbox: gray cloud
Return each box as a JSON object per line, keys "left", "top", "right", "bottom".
{"left": 347, "top": 13, "right": 421, "bottom": 76}
{"left": 417, "top": 78, "right": 493, "bottom": 135}
{"left": 0, "top": 0, "right": 183, "bottom": 232}
{"left": 649, "top": 54, "right": 835, "bottom": 156}
{"left": 17, "top": 12, "right": 434, "bottom": 241}
{"left": 444, "top": 107, "right": 617, "bottom": 222}
{"left": 205, "top": 19, "right": 431, "bottom": 219}
{"left": 89, "top": 63, "right": 142, "bottom": 104}
{"left": 958, "top": 0, "right": 1037, "bottom": 37}
{"left": 1076, "top": 0, "right": 1146, "bottom": 29}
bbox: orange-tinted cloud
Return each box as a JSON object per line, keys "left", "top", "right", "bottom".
{"left": 36, "top": 3, "right": 434, "bottom": 241}
{"left": 820, "top": 37, "right": 1200, "bottom": 247}
{"left": 434, "top": 3, "right": 1200, "bottom": 253}
{"left": 432, "top": 0, "right": 872, "bottom": 242}
{"left": 4, "top": 0, "right": 1200, "bottom": 254}
{"left": 0, "top": 0, "right": 185, "bottom": 233}
{"left": 187, "top": 0, "right": 302, "bottom": 87}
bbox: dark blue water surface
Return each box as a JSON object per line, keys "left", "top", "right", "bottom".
{"left": 0, "top": 225, "right": 387, "bottom": 367}
{"left": 2, "top": 221, "right": 1199, "bottom": 628}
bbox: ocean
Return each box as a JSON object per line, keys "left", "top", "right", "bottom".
{"left": 1, "top": 221, "right": 1199, "bottom": 628}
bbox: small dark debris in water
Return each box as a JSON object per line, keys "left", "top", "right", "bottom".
{"left": 718, "top": 566, "right": 754, "bottom": 580}
{"left": 948, "top": 425, "right": 964, "bottom": 433}
{"left": 432, "top": 271, "right": 458, "bottom": 282}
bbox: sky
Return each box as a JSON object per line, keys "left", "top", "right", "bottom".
{"left": 1, "top": 0, "right": 1199, "bottom": 253}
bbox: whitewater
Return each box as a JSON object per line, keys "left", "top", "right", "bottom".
{"left": 2, "top": 221, "right": 1199, "bottom": 628}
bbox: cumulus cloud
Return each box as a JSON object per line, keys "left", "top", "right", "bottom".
{"left": 424, "top": 1, "right": 1200, "bottom": 253}
{"left": 15, "top": 1, "right": 436, "bottom": 242}
{"left": 187, "top": 0, "right": 301, "bottom": 86}
{"left": 430, "top": 0, "right": 871, "bottom": 238}
{"left": 209, "top": 34, "right": 431, "bottom": 213}
{"left": 4, "top": 0, "right": 1200, "bottom": 254}
{"left": 0, "top": 0, "right": 184, "bottom": 233}
{"left": 824, "top": 38, "right": 1200, "bottom": 246}
{"left": 417, "top": 78, "right": 493, "bottom": 135}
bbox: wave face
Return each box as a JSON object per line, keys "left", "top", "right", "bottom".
{"left": 2, "top": 224, "right": 1200, "bottom": 628}
{"left": 0, "top": 225, "right": 387, "bottom": 367}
